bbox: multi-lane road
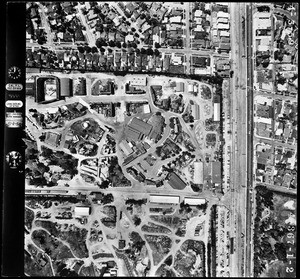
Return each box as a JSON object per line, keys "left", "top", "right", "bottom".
{"left": 229, "top": 3, "right": 256, "bottom": 277}
{"left": 229, "top": 2, "right": 255, "bottom": 277}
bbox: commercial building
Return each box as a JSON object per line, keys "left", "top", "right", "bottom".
{"left": 125, "top": 126, "right": 143, "bottom": 142}
{"left": 74, "top": 206, "right": 91, "bottom": 217}
{"left": 125, "top": 117, "right": 153, "bottom": 142}
{"left": 184, "top": 197, "right": 206, "bottom": 206}
{"left": 214, "top": 103, "right": 221, "bottom": 121}
{"left": 149, "top": 195, "right": 180, "bottom": 204}
{"left": 167, "top": 172, "right": 186, "bottom": 190}
{"left": 194, "top": 161, "right": 204, "bottom": 184}
{"left": 147, "top": 114, "right": 165, "bottom": 142}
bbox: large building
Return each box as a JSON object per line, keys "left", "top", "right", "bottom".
{"left": 184, "top": 197, "right": 206, "bottom": 206}
{"left": 129, "top": 117, "right": 152, "bottom": 135}
{"left": 125, "top": 126, "right": 143, "bottom": 141}
{"left": 125, "top": 117, "right": 153, "bottom": 142}
{"left": 149, "top": 195, "right": 180, "bottom": 204}
{"left": 167, "top": 172, "right": 186, "bottom": 190}
{"left": 147, "top": 114, "right": 165, "bottom": 142}
{"left": 74, "top": 206, "right": 91, "bottom": 217}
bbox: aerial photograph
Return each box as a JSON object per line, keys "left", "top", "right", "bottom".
{"left": 23, "top": 2, "right": 297, "bottom": 277}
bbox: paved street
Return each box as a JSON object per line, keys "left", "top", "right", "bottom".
{"left": 228, "top": 2, "right": 249, "bottom": 277}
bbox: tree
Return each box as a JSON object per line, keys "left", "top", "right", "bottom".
{"left": 91, "top": 46, "right": 98, "bottom": 53}
{"left": 108, "top": 48, "right": 113, "bottom": 53}
{"left": 109, "top": 40, "right": 115, "bottom": 47}
{"left": 41, "top": 147, "right": 53, "bottom": 157}
{"left": 96, "top": 39, "right": 103, "bottom": 48}
{"left": 39, "top": 134, "right": 46, "bottom": 142}
{"left": 69, "top": 147, "right": 77, "bottom": 154}
{"left": 149, "top": 17, "right": 159, "bottom": 26}
{"left": 99, "top": 180, "right": 109, "bottom": 189}
{"left": 141, "top": 48, "right": 146, "bottom": 54}
{"left": 146, "top": 48, "right": 153, "bottom": 55}
{"left": 122, "top": 42, "right": 127, "bottom": 48}
{"left": 133, "top": 216, "right": 141, "bottom": 226}
{"left": 154, "top": 42, "right": 161, "bottom": 48}
{"left": 154, "top": 49, "right": 160, "bottom": 56}
{"left": 37, "top": 38, "right": 45, "bottom": 45}
{"left": 262, "top": 60, "right": 269, "bottom": 68}
{"left": 84, "top": 45, "right": 91, "bottom": 53}
{"left": 116, "top": 41, "right": 121, "bottom": 48}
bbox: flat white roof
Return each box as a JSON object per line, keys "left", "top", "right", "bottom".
{"left": 184, "top": 197, "right": 206, "bottom": 206}
{"left": 217, "top": 11, "right": 229, "bottom": 18}
{"left": 74, "top": 206, "right": 90, "bottom": 217}
{"left": 214, "top": 103, "right": 220, "bottom": 121}
{"left": 254, "top": 117, "right": 272, "bottom": 125}
{"left": 149, "top": 195, "right": 180, "bottom": 204}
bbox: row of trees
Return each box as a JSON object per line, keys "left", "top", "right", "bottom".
{"left": 78, "top": 42, "right": 161, "bottom": 57}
